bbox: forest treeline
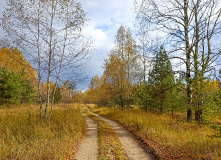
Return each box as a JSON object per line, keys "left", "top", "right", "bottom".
{"left": 83, "top": 26, "right": 221, "bottom": 122}
{"left": 0, "top": 47, "right": 82, "bottom": 106}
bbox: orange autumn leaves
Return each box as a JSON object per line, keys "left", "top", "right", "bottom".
{"left": 0, "top": 47, "right": 38, "bottom": 89}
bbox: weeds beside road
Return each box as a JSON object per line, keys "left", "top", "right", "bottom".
{"left": 0, "top": 104, "right": 86, "bottom": 159}
{"left": 92, "top": 106, "right": 221, "bottom": 159}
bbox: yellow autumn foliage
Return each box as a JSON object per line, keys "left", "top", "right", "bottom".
{"left": 0, "top": 47, "right": 38, "bottom": 91}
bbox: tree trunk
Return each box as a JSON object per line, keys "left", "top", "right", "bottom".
{"left": 184, "top": 0, "right": 192, "bottom": 121}
{"left": 145, "top": 96, "right": 148, "bottom": 113}
{"left": 120, "top": 63, "right": 124, "bottom": 111}
{"left": 172, "top": 107, "right": 174, "bottom": 118}
{"left": 160, "top": 94, "right": 163, "bottom": 113}
{"left": 37, "top": 0, "right": 43, "bottom": 119}
{"left": 195, "top": 109, "right": 203, "bottom": 122}
{"left": 143, "top": 41, "right": 146, "bottom": 82}
{"left": 49, "top": 27, "right": 67, "bottom": 118}
{"left": 44, "top": 1, "right": 55, "bottom": 118}
{"left": 193, "top": 0, "right": 201, "bottom": 122}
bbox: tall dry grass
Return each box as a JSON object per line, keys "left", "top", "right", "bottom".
{"left": 93, "top": 107, "right": 221, "bottom": 159}
{"left": 0, "top": 104, "right": 86, "bottom": 159}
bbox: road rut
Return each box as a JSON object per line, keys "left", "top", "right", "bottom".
{"left": 90, "top": 111, "right": 153, "bottom": 160}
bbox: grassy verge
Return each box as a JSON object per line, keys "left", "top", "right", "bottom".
{"left": 0, "top": 104, "right": 86, "bottom": 159}
{"left": 92, "top": 107, "right": 221, "bottom": 159}
{"left": 85, "top": 111, "right": 127, "bottom": 160}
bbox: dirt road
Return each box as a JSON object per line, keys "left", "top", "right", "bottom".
{"left": 89, "top": 111, "right": 153, "bottom": 160}
{"left": 75, "top": 115, "right": 98, "bottom": 160}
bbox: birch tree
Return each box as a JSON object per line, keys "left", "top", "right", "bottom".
{"left": 134, "top": 0, "right": 221, "bottom": 121}
{"left": 1, "top": 0, "right": 92, "bottom": 118}
{"left": 112, "top": 26, "right": 140, "bottom": 110}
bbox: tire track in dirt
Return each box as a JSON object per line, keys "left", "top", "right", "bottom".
{"left": 75, "top": 115, "right": 98, "bottom": 160}
{"left": 89, "top": 111, "right": 153, "bottom": 160}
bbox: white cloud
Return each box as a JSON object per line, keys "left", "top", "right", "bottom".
{"left": 91, "top": 29, "right": 108, "bottom": 46}
{"left": 79, "top": 0, "right": 135, "bottom": 89}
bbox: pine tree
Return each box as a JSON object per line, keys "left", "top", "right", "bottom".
{"left": 134, "top": 81, "right": 151, "bottom": 112}
{"left": 0, "top": 67, "right": 34, "bottom": 105}
{"left": 51, "top": 86, "right": 62, "bottom": 104}
{"left": 148, "top": 47, "right": 175, "bottom": 113}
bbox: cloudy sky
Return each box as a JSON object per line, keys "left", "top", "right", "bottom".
{"left": 0, "top": 0, "right": 135, "bottom": 90}
{"left": 0, "top": 0, "right": 6, "bottom": 38}
{"left": 80, "top": 0, "right": 135, "bottom": 89}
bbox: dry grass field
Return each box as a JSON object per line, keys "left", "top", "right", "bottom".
{"left": 0, "top": 104, "right": 86, "bottom": 159}
{"left": 92, "top": 107, "right": 221, "bottom": 159}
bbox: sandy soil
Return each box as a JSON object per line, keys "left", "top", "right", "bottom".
{"left": 90, "top": 111, "right": 153, "bottom": 160}
{"left": 75, "top": 115, "right": 98, "bottom": 160}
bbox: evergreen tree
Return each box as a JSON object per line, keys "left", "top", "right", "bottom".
{"left": 134, "top": 81, "right": 151, "bottom": 112}
{"left": 52, "top": 86, "right": 62, "bottom": 104}
{"left": 148, "top": 47, "right": 175, "bottom": 113}
{"left": 0, "top": 67, "right": 35, "bottom": 105}
{"left": 0, "top": 67, "right": 22, "bottom": 105}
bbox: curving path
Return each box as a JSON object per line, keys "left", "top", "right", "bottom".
{"left": 89, "top": 111, "right": 153, "bottom": 160}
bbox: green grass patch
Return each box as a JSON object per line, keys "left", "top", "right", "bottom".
{"left": 86, "top": 111, "right": 127, "bottom": 160}
{"left": 92, "top": 107, "right": 221, "bottom": 159}
{"left": 0, "top": 104, "right": 86, "bottom": 159}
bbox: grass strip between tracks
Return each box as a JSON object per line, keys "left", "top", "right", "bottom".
{"left": 85, "top": 111, "right": 128, "bottom": 160}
